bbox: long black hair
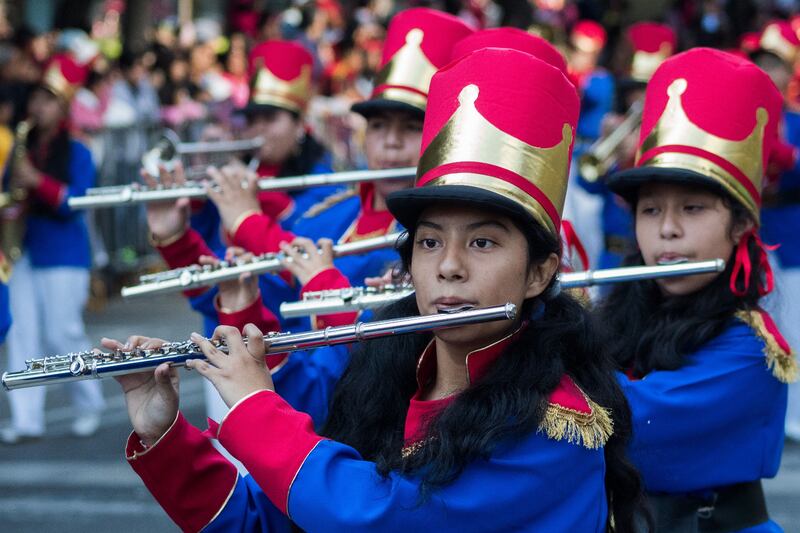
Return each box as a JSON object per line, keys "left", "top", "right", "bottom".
{"left": 595, "top": 190, "right": 764, "bottom": 376}
{"left": 321, "top": 213, "right": 650, "bottom": 532}
{"left": 26, "top": 114, "right": 72, "bottom": 218}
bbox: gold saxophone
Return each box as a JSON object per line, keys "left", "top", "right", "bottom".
{"left": 0, "top": 120, "right": 32, "bottom": 265}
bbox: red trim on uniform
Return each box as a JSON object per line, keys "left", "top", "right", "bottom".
{"left": 258, "top": 191, "right": 295, "bottom": 222}
{"left": 756, "top": 307, "right": 793, "bottom": 355}
{"left": 157, "top": 228, "right": 216, "bottom": 298}
{"left": 127, "top": 412, "right": 238, "bottom": 533}
{"left": 232, "top": 212, "right": 296, "bottom": 256}
{"left": 404, "top": 393, "right": 455, "bottom": 444}
{"left": 548, "top": 375, "right": 592, "bottom": 414}
{"left": 639, "top": 145, "right": 761, "bottom": 206}
{"left": 215, "top": 293, "right": 287, "bottom": 369}
{"left": 217, "top": 390, "right": 325, "bottom": 515}
{"left": 301, "top": 268, "right": 357, "bottom": 328}
{"left": 418, "top": 161, "right": 562, "bottom": 231}
{"left": 341, "top": 184, "right": 398, "bottom": 242}
{"left": 216, "top": 292, "right": 281, "bottom": 334}
{"left": 34, "top": 173, "right": 66, "bottom": 208}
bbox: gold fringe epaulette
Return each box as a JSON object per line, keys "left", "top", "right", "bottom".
{"left": 300, "top": 188, "right": 358, "bottom": 219}
{"left": 0, "top": 252, "right": 10, "bottom": 284}
{"left": 736, "top": 309, "right": 798, "bottom": 384}
{"left": 537, "top": 380, "right": 613, "bottom": 450}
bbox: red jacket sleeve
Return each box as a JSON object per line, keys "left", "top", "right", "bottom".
{"left": 301, "top": 268, "right": 358, "bottom": 329}
{"left": 231, "top": 212, "right": 296, "bottom": 256}
{"left": 156, "top": 228, "right": 216, "bottom": 298}
{"left": 126, "top": 413, "right": 239, "bottom": 533}
{"left": 216, "top": 293, "right": 287, "bottom": 370}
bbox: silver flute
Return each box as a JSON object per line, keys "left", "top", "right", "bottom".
{"left": 121, "top": 232, "right": 404, "bottom": 298}
{"left": 2, "top": 304, "right": 517, "bottom": 390}
{"left": 279, "top": 259, "right": 726, "bottom": 318}
{"left": 68, "top": 167, "right": 417, "bottom": 210}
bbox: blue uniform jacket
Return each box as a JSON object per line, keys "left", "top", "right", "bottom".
{"left": 619, "top": 317, "right": 791, "bottom": 532}
{"left": 23, "top": 140, "right": 94, "bottom": 269}
{"left": 762, "top": 110, "right": 800, "bottom": 268}
{"left": 0, "top": 278, "right": 9, "bottom": 344}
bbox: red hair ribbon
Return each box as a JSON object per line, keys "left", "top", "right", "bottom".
{"left": 729, "top": 228, "right": 779, "bottom": 297}
{"left": 561, "top": 220, "right": 590, "bottom": 271}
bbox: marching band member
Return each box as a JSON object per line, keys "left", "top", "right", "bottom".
{"left": 600, "top": 48, "right": 796, "bottom": 530}
{"left": 752, "top": 19, "right": 800, "bottom": 443}
{"left": 189, "top": 39, "right": 338, "bottom": 252}
{"left": 1, "top": 55, "right": 105, "bottom": 444}
{"left": 114, "top": 46, "right": 649, "bottom": 533}
{"left": 578, "top": 22, "right": 677, "bottom": 271}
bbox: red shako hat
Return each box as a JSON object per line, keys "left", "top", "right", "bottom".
{"left": 40, "top": 54, "right": 87, "bottom": 104}
{"left": 570, "top": 20, "right": 606, "bottom": 53}
{"left": 450, "top": 27, "right": 567, "bottom": 74}
{"left": 626, "top": 22, "right": 676, "bottom": 82}
{"left": 244, "top": 40, "right": 313, "bottom": 115}
{"left": 757, "top": 20, "right": 800, "bottom": 67}
{"left": 387, "top": 47, "right": 579, "bottom": 238}
{"left": 351, "top": 8, "right": 475, "bottom": 118}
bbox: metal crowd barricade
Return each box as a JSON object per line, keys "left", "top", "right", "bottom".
{"left": 86, "top": 119, "right": 209, "bottom": 275}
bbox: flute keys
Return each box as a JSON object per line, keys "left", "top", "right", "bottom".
{"left": 69, "top": 355, "right": 87, "bottom": 376}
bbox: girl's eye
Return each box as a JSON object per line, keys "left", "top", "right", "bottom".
{"left": 684, "top": 204, "right": 705, "bottom": 213}
{"left": 416, "top": 238, "right": 439, "bottom": 249}
{"left": 472, "top": 238, "right": 495, "bottom": 249}
{"left": 639, "top": 206, "right": 658, "bottom": 216}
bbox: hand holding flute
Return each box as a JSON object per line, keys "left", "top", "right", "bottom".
{"left": 141, "top": 162, "right": 191, "bottom": 246}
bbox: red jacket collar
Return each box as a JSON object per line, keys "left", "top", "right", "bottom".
{"left": 415, "top": 323, "right": 526, "bottom": 392}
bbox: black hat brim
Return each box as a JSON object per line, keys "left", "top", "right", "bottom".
{"left": 351, "top": 98, "right": 425, "bottom": 119}
{"left": 236, "top": 102, "right": 300, "bottom": 117}
{"left": 387, "top": 184, "right": 540, "bottom": 234}
{"left": 607, "top": 165, "right": 732, "bottom": 204}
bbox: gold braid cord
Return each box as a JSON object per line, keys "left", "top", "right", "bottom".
{"left": 736, "top": 310, "right": 798, "bottom": 384}
{"left": 300, "top": 188, "right": 358, "bottom": 219}
{"left": 537, "top": 391, "right": 614, "bottom": 450}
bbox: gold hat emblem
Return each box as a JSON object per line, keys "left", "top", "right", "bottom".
{"left": 630, "top": 42, "right": 672, "bottom": 82}
{"left": 42, "top": 62, "right": 77, "bottom": 103}
{"left": 251, "top": 63, "right": 311, "bottom": 114}
{"left": 638, "top": 78, "right": 768, "bottom": 220}
{"left": 418, "top": 84, "right": 572, "bottom": 235}
{"left": 373, "top": 28, "right": 438, "bottom": 111}
{"left": 760, "top": 23, "right": 798, "bottom": 66}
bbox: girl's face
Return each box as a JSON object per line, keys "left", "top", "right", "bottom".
{"left": 364, "top": 110, "right": 423, "bottom": 196}
{"left": 27, "top": 88, "right": 64, "bottom": 130}
{"left": 635, "top": 181, "right": 750, "bottom": 296}
{"left": 410, "top": 204, "right": 558, "bottom": 350}
{"left": 245, "top": 109, "right": 304, "bottom": 165}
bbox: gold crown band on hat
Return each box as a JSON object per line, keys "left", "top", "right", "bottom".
{"left": 637, "top": 78, "right": 767, "bottom": 221}
{"left": 251, "top": 64, "right": 311, "bottom": 114}
{"left": 42, "top": 63, "right": 77, "bottom": 104}
{"left": 630, "top": 44, "right": 672, "bottom": 82}
{"left": 417, "top": 84, "right": 571, "bottom": 235}
{"left": 572, "top": 33, "right": 602, "bottom": 53}
{"left": 372, "top": 28, "right": 438, "bottom": 111}
{"left": 760, "top": 24, "right": 798, "bottom": 66}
